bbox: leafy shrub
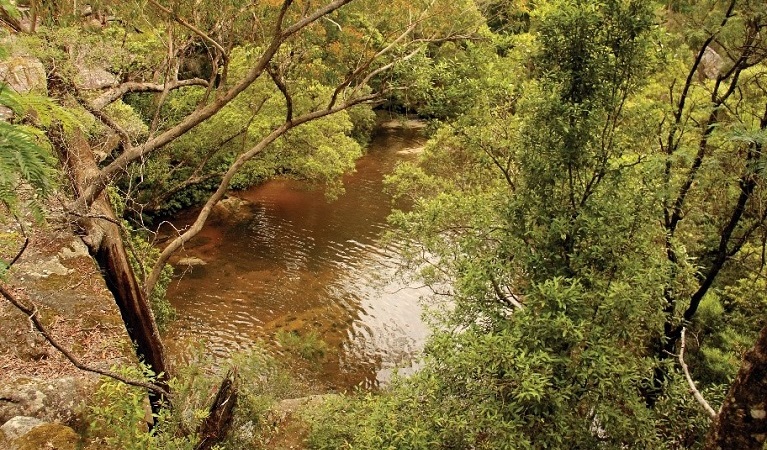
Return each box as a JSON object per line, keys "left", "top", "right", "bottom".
{"left": 86, "top": 346, "right": 306, "bottom": 449}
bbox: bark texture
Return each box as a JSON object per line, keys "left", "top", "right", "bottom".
{"left": 705, "top": 324, "right": 767, "bottom": 449}
{"left": 56, "top": 129, "right": 169, "bottom": 412}
{"left": 195, "top": 370, "right": 238, "bottom": 450}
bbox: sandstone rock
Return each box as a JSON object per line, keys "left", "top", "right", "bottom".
{"left": 177, "top": 257, "right": 207, "bottom": 266}
{"left": 75, "top": 66, "right": 118, "bottom": 90}
{"left": 0, "top": 57, "right": 47, "bottom": 95}
{"left": 699, "top": 46, "right": 723, "bottom": 80}
{"left": 0, "top": 416, "right": 45, "bottom": 441}
{"left": 211, "top": 196, "right": 252, "bottom": 222}
{"left": 271, "top": 394, "right": 339, "bottom": 424}
{"left": 11, "top": 422, "right": 79, "bottom": 450}
{"left": 19, "top": 255, "right": 73, "bottom": 278}
{"left": 57, "top": 239, "right": 90, "bottom": 260}
{"left": 0, "top": 105, "right": 14, "bottom": 120}
{"left": 0, "top": 377, "right": 98, "bottom": 427}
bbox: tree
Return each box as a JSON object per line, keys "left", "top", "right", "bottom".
{"left": 705, "top": 322, "right": 767, "bottom": 449}
{"left": 376, "top": 0, "right": 767, "bottom": 446}
{"left": 654, "top": 0, "right": 767, "bottom": 395}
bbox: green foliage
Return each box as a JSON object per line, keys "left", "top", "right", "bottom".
{"left": 126, "top": 230, "right": 176, "bottom": 329}
{"left": 122, "top": 45, "right": 368, "bottom": 213}
{"left": 0, "top": 0, "right": 20, "bottom": 21}
{"left": 0, "top": 120, "right": 54, "bottom": 206}
{"left": 363, "top": 0, "right": 740, "bottom": 447}
{"left": 0, "top": 79, "right": 68, "bottom": 213}
{"left": 308, "top": 279, "right": 668, "bottom": 449}
{"left": 87, "top": 364, "right": 179, "bottom": 450}
{"left": 86, "top": 346, "right": 305, "bottom": 449}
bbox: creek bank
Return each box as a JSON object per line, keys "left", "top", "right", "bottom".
{"left": 0, "top": 201, "right": 131, "bottom": 437}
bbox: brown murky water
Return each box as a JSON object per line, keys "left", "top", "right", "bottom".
{"left": 161, "top": 121, "right": 429, "bottom": 390}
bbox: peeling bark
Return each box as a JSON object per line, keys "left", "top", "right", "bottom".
{"left": 54, "top": 129, "right": 169, "bottom": 414}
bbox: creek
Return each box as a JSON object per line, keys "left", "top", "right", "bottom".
{"left": 160, "top": 119, "right": 430, "bottom": 390}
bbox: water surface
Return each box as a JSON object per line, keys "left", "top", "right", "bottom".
{"left": 162, "top": 121, "right": 429, "bottom": 389}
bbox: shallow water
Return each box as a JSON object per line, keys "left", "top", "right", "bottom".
{"left": 161, "top": 121, "right": 430, "bottom": 389}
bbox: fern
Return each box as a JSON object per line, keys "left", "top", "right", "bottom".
{"left": 0, "top": 120, "right": 55, "bottom": 205}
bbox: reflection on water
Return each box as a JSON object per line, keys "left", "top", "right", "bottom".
{"left": 161, "top": 121, "right": 430, "bottom": 389}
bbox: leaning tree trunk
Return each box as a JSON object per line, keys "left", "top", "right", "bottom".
{"left": 705, "top": 323, "right": 767, "bottom": 449}
{"left": 55, "top": 129, "right": 170, "bottom": 414}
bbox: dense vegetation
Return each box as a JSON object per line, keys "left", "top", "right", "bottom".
{"left": 1, "top": 0, "right": 767, "bottom": 448}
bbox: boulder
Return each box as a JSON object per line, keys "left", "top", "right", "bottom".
{"left": 177, "top": 257, "right": 207, "bottom": 266}
{"left": 699, "top": 46, "right": 723, "bottom": 80}
{"left": 0, "top": 56, "right": 47, "bottom": 95}
{"left": 0, "top": 376, "right": 98, "bottom": 428}
{"left": 211, "top": 196, "right": 252, "bottom": 222}
{"left": 1, "top": 420, "right": 79, "bottom": 450}
{"left": 75, "top": 66, "right": 118, "bottom": 90}
{"left": 0, "top": 416, "right": 45, "bottom": 441}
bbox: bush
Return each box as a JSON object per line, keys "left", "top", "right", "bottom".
{"left": 85, "top": 346, "right": 307, "bottom": 449}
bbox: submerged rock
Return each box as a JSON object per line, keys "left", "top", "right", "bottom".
{"left": 177, "top": 256, "right": 207, "bottom": 266}
{"left": 210, "top": 196, "right": 252, "bottom": 223}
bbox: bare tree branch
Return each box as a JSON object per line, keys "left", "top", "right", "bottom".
{"left": 147, "top": 0, "right": 228, "bottom": 59}
{"left": 268, "top": 64, "right": 292, "bottom": 122}
{"left": 679, "top": 327, "right": 717, "bottom": 419}
{"left": 91, "top": 78, "right": 210, "bottom": 111}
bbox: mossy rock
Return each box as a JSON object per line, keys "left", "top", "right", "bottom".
{"left": 13, "top": 423, "right": 79, "bottom": 450}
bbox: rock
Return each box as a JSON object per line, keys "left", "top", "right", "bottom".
{"left": 0, "top": 57, "right": 47, "bottom": 95}
{"left": 9, "top": 422, "right": 79, "bottom": 450}
{"left": 0, "top": 106, "right": 14, "bottom": 120}
{"left": 271, "top": 394, "right": 338, "bottom": 425}
{"left": 0, "top": 377, "right": 98, "bottom": 428}
{"left": 75, "top": 66, "right": 118, "bottom": 90}
{"left": 211, "top": 196, "right": 252, "bottom": 222}
{"left": 57, "top": 239, "right": 90, "bottom": 260}
{"left": 0, "top": 416, "right": 45, "bottom": 441}
{"left": 177, "top": 257, "right": 207, "bottom": 266}
{"left": 19, "top": 255, "right": 73, "bottom": 278}
{"left": 699, "top": 46, "right": 723, "bottom": 80}
{"left": 17, "top": 332, "right": 50, "bottom": 361}
{"left": 396, "top": 145, "right": 425, "bottom": 155}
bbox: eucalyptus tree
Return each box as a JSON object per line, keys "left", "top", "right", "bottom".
{"left": 376, "top": 0, "right": 675, "bottom": 447}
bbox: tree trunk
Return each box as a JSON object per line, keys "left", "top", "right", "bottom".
{"left": 705, "top": 324, "right": 767, "bottom": 450}
{"left": 55, "top": 130, "right": 170, "bottom": 414}
{"left": 195, "top": 370, "right": 238, "bottom": 450}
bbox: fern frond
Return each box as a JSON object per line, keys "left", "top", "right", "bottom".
{"left": 18, "top": 92, "right": 80, "bottom": 132}
{"left": 0, "top": 83, "right": 23, "bottom": 114}
{"left": 0, "top": 120, "right": 56, "bottom": 198}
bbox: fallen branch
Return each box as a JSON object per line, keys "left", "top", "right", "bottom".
{"left": 0, "top": 281, "right": 172, "bottom": 401}
{"left": 679, "top": 327, "right": 717, "bottom": 418}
